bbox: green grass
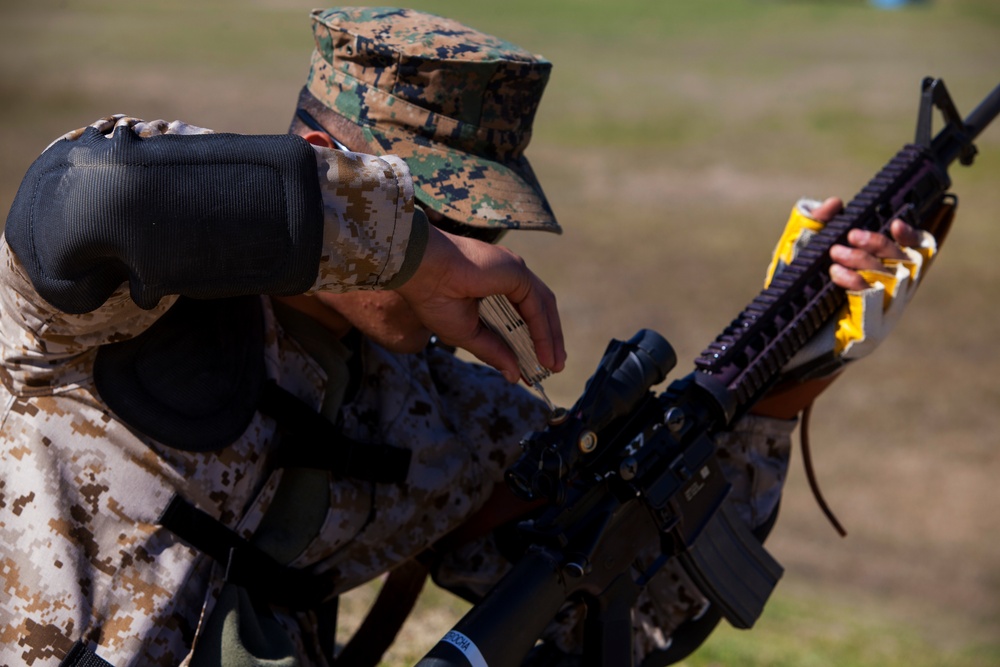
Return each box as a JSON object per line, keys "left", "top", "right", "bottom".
{"left": 341, "top": 578, "right": 1000, "bottom": 667}
{"left": 682, "top": 589, "right": 1000, "bottom": 667}
{"left": 2, "top": 1, "right": 999, "bottom": 664}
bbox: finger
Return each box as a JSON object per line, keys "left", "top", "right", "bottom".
{"left": 829, "top": 242, "right": 892, "bottom": 273}
{"left": 400, "top": 229, "right": 563, "bottom": 379}
{"left": 809, "top": 196, "right": 844, "bottom": 223}
{"left": 508, "top": 280, "right": 565, "bottom": 373}
{"left": 423, "top": 297, "right": 523, "bottom": 382}
{"left": 889, "top": 219, "right": 923, "bottom": 249}
{"left": 460, "top": 240, "right": 565, "bottom": 373}
{"left": 546, "top": 291, "right": 566, "bottom": 372}
{"left": 829, "top": 263, "right": 870, "bottom": 292}
{"left": 455, "top": 323, "right": 521, "bottom": 383}
{"left": 844, "top": 228, "right": 908, "bottom": 261}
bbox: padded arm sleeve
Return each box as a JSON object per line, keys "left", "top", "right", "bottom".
{"left": 4, "top": 126, "right": 325, "bottom": 314}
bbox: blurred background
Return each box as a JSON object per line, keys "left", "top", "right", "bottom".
{"left": 2, "top": 1, "right": 998, "bottom": 664}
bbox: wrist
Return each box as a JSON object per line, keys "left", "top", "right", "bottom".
{"left": 750, "top": 371, "right": 843, "bottom": 420}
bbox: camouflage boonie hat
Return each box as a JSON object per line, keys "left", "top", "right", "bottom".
{"left": 306, "top": 7, "right": 560, "bottom": 233}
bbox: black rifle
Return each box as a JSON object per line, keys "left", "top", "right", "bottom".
{"left": 415, "top": 77, "right": 1000, "bottom": 667}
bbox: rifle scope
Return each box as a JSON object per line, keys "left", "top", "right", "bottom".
{"left": 506, "top": 329, "right": 676, "bottom": 502}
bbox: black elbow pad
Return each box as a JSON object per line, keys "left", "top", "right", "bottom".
{"left": 4, "top": 126, "right": 324, "bottom": 313}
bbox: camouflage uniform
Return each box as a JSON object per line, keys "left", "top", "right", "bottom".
{"left": 0, "top": 112, "right": 556, "bottom": 666}
{"left": 298, "top": 9, "right": 797, "bottom": 664}
{"left": 0, "top": 8, "right": 796, "bottom": 667}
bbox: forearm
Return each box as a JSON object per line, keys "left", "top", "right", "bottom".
{"left": 4, "top": 116, "right": 423, "bottom": 315}
{"left": 749, "top": 372, "right": 843, "bottom": 420}
{"left": 0, "top": 117, "right": 425, "bottom": 385}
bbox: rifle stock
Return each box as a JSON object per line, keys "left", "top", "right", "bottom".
{"left": 415, "top": 77, "right": 1000, "bottom": 667}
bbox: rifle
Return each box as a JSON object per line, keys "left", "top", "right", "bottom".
{"left": 415, "top": 77, "right": 1000, "bottom": 667}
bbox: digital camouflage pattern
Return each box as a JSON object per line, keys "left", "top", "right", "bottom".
{"left": 0, "top": 238, "right": 551, "bottom": 665}
{"left": 0, "top": 63, "right": 796, "bottom": 667}
{"left": 308, "top": 140, "right": 422, "bottom": 292}
{"left": 306, "top": 7, "right": 561, "bottom": 233}
{"left": 0, "top": 117, "right": 433, "bottom": 666}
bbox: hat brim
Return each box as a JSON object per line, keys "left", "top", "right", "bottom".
{"left": 365, "top": 124, "right": 561, "bottom": 234}
{"left": 306, "top": 49, "right": 560, "bottom": 233}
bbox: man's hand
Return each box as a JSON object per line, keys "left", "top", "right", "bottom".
{"left": 753, "top": 196, "right": 937, "bottom": 419}
{"left": 395, "top": 226, "right": 566, "bottom": 383}
{"left": 804, "top": 196, "right": 926, "bottom": 292}
{"left": 830, "top": 218, "right": 924, "bottom": 290}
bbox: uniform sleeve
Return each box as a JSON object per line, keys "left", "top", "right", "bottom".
{"left": 0, "top": 116, "right": 425, "bottom": 392}
{"left": 309, "top": 147, "right": 428, "bottom": 293}
{"left": 5, "top": 116, "right": 423, "bottom": 313}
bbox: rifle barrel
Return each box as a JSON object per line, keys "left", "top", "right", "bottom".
{"left": 933, "top": 81, "right": 1000, "bottom": 166}
{"left": 963, "top": 82, "right": 1000, "bottom": 140}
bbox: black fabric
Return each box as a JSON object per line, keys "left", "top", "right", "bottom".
{"left": 92, "top": 293, "right": 414, "bottom": 471}
{"left": 259, "top": 380, "right": 411, "bottom": 484}
{"left": 5, "top": 127, "right": 323, "bottom": 314}
{"left": 94, "top": 296, "right": 265, "bottom": 452}
{"left": 159, "top": 495, "right": 339, "bottom": 610}
{"left": 59, "top": 641, "right": 114, "bottom": 667}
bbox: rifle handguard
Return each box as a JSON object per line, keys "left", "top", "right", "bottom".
{"left": 767, "top": 197, "right": 946, "bottom": 376}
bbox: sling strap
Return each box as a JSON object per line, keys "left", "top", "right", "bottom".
{"left": 258, "top": 380, "right": 411, "bottom": 484}
{"left": 159, "top": 494, "right": 338, "bottom": 609}
{"left": 157, "top": 380, "right": 411, "bottom": 608}
{"left": 59, "top": 641, "right": 114, "bottom": 667}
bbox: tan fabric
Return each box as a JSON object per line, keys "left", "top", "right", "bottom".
{"left": 0, "top": 118, "right": 425, "bottom": 666}
{"left": 0, "top": 118, "right": 796, "bottom": 667}
{"left": 0, "top": 233, "right": 547, "bottom": 665}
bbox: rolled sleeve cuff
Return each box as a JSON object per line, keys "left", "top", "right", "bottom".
{"left": 309, "top": 149, "right": 419, "bottom": 293}
{"left": 382, "top": 207, "right": 428, "bottom": 290}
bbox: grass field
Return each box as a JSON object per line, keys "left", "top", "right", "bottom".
{"left": 2, "top": 1, "right": 999, "bottom": 665}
